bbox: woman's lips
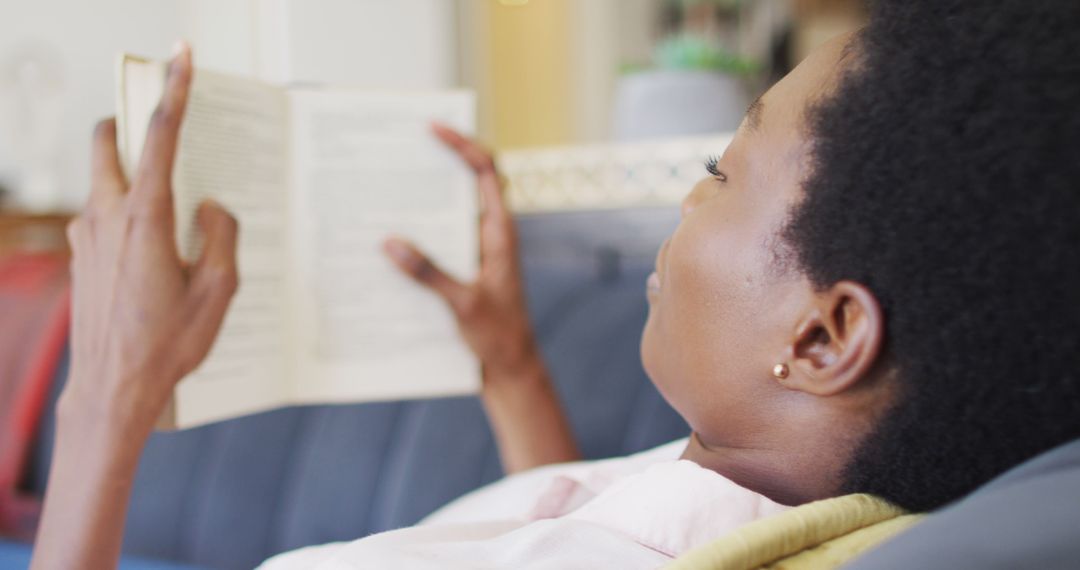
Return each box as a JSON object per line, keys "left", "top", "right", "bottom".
{"left": 647, "top": 239, "right": 669, "bottom": 297}
{"left": 646, "top": 271, "right": 661, "bottom": 296}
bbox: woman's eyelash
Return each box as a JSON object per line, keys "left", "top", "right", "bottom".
{"left": 704, "top": 155, "right": 727, "bottom": 182}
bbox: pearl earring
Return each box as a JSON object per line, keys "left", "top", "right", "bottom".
{"left": 772, "top": 363, "right": 789, "bottom": 379}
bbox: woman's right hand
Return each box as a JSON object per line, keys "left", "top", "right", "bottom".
{"left": 382, "top": 124, "right": 539, "bottom": 382}
{"left": 383, "top": 126, "right": 580, "bottom": 472}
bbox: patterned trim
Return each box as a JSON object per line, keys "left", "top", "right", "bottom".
{"left": 497, "top": 134, "right": 735, "bottom": 213}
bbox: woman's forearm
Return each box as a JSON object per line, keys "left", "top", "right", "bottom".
{"left": 481, "top": 350, "right": 581, "bottom": 474}
{"left": 31, "top": 391, "right": 152, "bottom": 570}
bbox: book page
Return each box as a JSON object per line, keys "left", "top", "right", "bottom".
{"left": 118, "top": 57, "right": 293, "bottom": 428}
{"left": 288, "top": 89, "right": 480, "bottom": 403}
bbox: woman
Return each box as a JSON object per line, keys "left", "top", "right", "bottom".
{"left": 30, "top": 0, "right": 1080, "bottom": 567}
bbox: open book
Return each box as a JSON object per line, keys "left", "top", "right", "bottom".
{"left": 116, "top": 55, "right": 480, "bottom": 429}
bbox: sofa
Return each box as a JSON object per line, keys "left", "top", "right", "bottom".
{"left": 5, "top": 201, "right": 690, "bottom": 569}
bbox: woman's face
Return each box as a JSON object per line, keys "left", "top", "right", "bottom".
{"left": 641, "top": 37, "right": 859, "bottom": 501}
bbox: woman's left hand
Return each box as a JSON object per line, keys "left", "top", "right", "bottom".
{"left": 60, "top": 45, "right": 238, "bottom": 435}
{"left": 31, "top": 43, "right": 240, "bottom": 570}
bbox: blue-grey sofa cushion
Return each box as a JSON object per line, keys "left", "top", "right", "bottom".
{"left": 844, "top": 437, "right": 1080, "bottom": 570}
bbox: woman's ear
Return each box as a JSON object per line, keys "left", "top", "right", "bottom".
{"left": 781, "top": 281, "right": 884, "bottom": 396}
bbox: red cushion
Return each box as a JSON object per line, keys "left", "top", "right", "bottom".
{"left": 0, "top": 254, "right": 69, "bottom": 540}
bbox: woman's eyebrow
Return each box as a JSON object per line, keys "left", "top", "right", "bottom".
{"left": 746, "top": 96, "right": 765, "bottom": 131}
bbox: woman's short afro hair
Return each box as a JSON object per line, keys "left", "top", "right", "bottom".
{"left": 784, "top": 0, "right": 1080, "bottom": 512}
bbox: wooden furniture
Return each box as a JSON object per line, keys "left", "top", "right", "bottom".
{"left": 0, "top": 212, "right": 73, "bottom": 259}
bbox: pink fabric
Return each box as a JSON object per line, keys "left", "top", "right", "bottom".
{"left": 260, "top": 439, "right": 789, "bottom": 569}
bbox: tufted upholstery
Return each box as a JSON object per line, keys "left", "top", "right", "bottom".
{"left": 28, "top": 207, "right": 689, "bottom": 569}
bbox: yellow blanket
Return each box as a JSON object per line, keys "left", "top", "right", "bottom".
{"left": 667, "top": 494, "right": 923, "bottom": 570}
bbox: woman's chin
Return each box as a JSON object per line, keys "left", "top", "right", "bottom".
{"left": 639, "top": 320, "right": 659, "bottom": 384}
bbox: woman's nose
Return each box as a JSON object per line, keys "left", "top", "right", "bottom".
{"left": 681, "top": 179, "right": 712, "bottom": 218}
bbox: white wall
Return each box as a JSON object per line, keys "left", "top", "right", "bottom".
{"left": 0, "top": 0, "right": 188, "bottom": 209}
{"left": 570, "top": 0, "right": 665, "bottom": 143}
{"left": 261, "top": 0, "right": 457, "bottom": 88}
{"left": 0, "top": 0, "right": 459, "bottom": 210}
{"left": 191, "top": 0, "right": 459, "bottom": 87}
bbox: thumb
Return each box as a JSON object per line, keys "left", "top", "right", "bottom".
{"left": 181, "top": 200, "right": 240, "bottom": 369}
{"left": 191, "top": 200, "right": 240, "bottom": 290}
{"left": 383, "top": 237, "right": 470, "bottom": 313}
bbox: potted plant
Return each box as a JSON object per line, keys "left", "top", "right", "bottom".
{"left": 613, "top": 0, "right": 759, "bottom": 140}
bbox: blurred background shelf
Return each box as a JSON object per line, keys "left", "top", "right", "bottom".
{"left": 0, "top": 211, "right": 72, "bottom": 258}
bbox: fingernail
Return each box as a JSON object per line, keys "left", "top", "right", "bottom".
{"left": 383, "top": 239, "right": 412, "bottom": 263}
{"left": 170, "top": 41, "right": 191, "bottom": 73}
